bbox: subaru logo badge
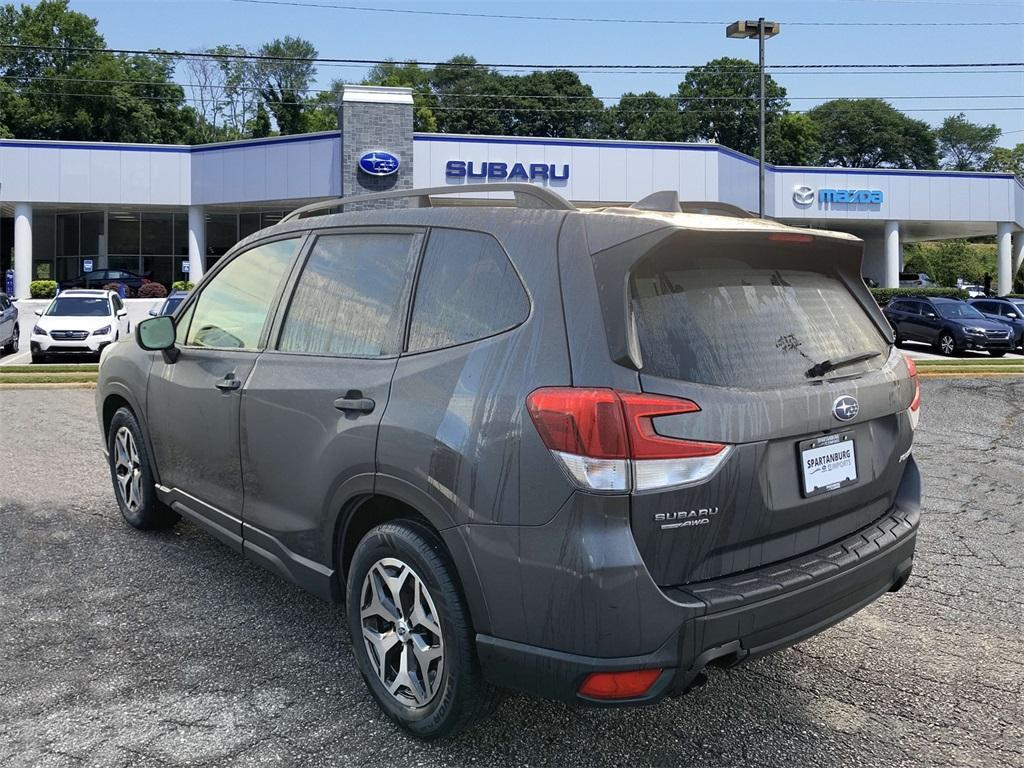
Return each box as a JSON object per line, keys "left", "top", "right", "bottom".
{"left": 793, "top": 185, "right": 814, "bottom": 206}
{"left": 833, "top": 395, "right": 859, "bottom": 422}
{"left": 358, "top": 151, "right": 400, "bottom": 176}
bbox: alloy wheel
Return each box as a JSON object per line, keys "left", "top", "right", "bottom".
{"left": 113, "top": 426, "right": 143, "bottom": 513}
{"left": 940, "top": 334, "right": 955, "bottom": 355}
{"left": 360, "top": 557, "right": 445, "bottom": 709}
{"left": 11, "top": 327, "right": 18, "bottom": 352}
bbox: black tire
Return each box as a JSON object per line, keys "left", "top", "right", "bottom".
{"left": 106, "top": 407, "right": 178, "bottom": 530}
{"left": 31, "top": 351, "right": 46, "bottom": 364}
{"left": 990, "top": 350, "right": 1007, "bottom": 358}
{"left": 936, "top": 332, "right": 958, "bottom": 357}
{"left": 2, "top": 325, "right": 18, "bottom": 354}
{"left": 346, "top": 520, "right": 501, "bottom": 740}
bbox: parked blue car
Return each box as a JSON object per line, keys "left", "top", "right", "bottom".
{"left": 148, "top": 291, "right": 191, "bottom": 318}
{"left": 968, "top": 297, "right": 1024, "bottom": 352}
{"left": 883, "top": 296, "right": 1015, "bottom": 356}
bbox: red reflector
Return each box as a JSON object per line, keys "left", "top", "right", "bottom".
{"left": 526, "top": 388, "right": 726, "bottom": 461}
{"left": 767, "top": 233, "right": 814, "bottom": 243}
{"left": 903, "top": 354, "right": 921, "bottom": 413}
{"left": 578, "top": 669, "right": 662, "bottom": 700}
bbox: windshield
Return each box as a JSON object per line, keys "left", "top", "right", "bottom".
{"left": 629, "top": 248, "right": 888, "bottom": 389}
{"left": 45, "top": 297, "right": 111, "bottom": 317}
{"left": 162, "top": 297, "right": 185, "bottom": 315}
{"left": 936, "top": 303, "right": 984, "bottom": 320}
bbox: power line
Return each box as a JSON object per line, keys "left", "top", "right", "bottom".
{"left": 225, "top": 0, "right": 1024, "bottom": 27}
{"left": 4, "top": 73, "right": 1022, "bottom": 102}
{"left": 2, "top": 43, "right": 1022, "bottom": 72}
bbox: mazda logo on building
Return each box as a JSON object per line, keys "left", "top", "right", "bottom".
{"left": 793, "top": 185, "right": 814, "bottom": 206}
{"left": 358, "top": 151, "right": 400, "bottom": 176}
{"left": 833, "top": 395, "right": 860, "bottom": 422}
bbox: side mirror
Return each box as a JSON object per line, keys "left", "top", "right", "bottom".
{"left": 925, "top": 312, "right": 937, "bottom": 318}
{"left": 1007, "top": 313, "right": 1018, "bottom": 320}
{"left": 34, "top": 309, "right": 42, "bottom": 316}
{"left": 136, "top": 316, "right": 179, "bottom": 362}
{"left": 117, "top": 309, "right": 128, "bottom": 317}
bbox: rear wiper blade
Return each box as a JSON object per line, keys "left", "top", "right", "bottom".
{"left": 805, "top": 350, "right": 881, "bottom": 379}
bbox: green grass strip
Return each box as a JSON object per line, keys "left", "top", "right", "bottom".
{"left": 0, "top": 373, "right": 98, "bottom": 384}
{"left": 0, "top": 364, "right": 99, "bottom": 373}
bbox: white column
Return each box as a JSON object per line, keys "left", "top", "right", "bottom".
{"left": 996, "top": 222, "right": 1013, "bottom": 296}
{"left": 884, "top": 221, "right": 900, "bottom": 289}
{"left": 14, "top": 203, "right": 32, "bottom": 299}
{"left": 187, "top": 205, "right": 205, "bottom": 283}
{"left": 1012, "top": 231, "right": 1024, "bottom": 281}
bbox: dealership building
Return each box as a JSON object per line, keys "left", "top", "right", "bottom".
{"left": 2, "top": 85, "right": 1023, "bottom": 298}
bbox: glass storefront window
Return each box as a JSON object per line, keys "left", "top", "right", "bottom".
{"left": 142, "top": 212, "right": 174, "bottom": 256}
{"left": 206, "top": 214, "right": 237, "bottom": 257}
{"left": 108, "top": 211, "right": 140, "bottom": 255}
{"left": 81, "top": 212, "right": 104, "bottom": 256}
{"left": 55, "top": 258, "right": 83, "bottom": 282}
{"left": 56, "top": 214, "right": 79, "bottom": 258}
{"left": 239, "top": 212, "right": 261, "bottom": 240}
{"left": 143, "top": 256, "right": 174, "bottom": 288}
{"left": 173, "top": 213, "right": 188, "bottom": 256}
{"left": 32, "top": 214, "right": 55, "bottom": 279}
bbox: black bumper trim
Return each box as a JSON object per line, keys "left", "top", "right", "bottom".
{"left": 477, "top": 498, "right": 919, "bottom": 705}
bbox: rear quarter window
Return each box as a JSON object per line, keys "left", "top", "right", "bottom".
{"left": 630, "top": 246, "right": 888, "bottom": 389}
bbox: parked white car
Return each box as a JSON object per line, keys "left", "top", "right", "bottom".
{"left": 30, "top": 289, "right": 130, "bottom": 363}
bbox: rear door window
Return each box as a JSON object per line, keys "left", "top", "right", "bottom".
{"left": 629, "top": 246, "right": 888, "bottom": 389}
{"left": 278, "top": 232, "right": 420, "bottom": 357}
{"left": 406, "top": 228, "right": 529, "bottom": 353}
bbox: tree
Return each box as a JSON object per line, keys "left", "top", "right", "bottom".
{"left": 249, "top": 103, "right": 272, "bottom": 137}
{"left": 935, "top": 113, "right": 1000, "bottom": 171}
{"left": 253, "top": 36, "right": 317, "bottom": 135}
{"left": 500, "top": 70, "right": 606, "bottom": 138}
{"left": 363, "top": 60, "right": 437, "bottom": 131}
{"left": 767, "top": 112, "right": 822, "bottom": 166}
{"left": 429, "top": 55, "right": 508, "bottom": 135}
{"left": 607, "top": 91, "right": 686, "bottom": 142}
{"left": 304, "top": 80, "right": 344, "bottom": 132}
{"left": 676, "top": 57, "right": 787, "bottom": 156}
{"left": 806, "top": 99, "right": 937, "bottom": 169}
{"left": 984, "top": 143, "right": 1024, "bottom": 178}
{"left": 0, "top": 0, "right": 199, "bottom": 143}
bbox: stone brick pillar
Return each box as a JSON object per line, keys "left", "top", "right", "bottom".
{"left": 339, "top": 85, "right": 414, "bottom": 209}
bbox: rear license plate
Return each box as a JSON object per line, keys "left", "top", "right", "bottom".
{"left": 799, "top": 432, "right": 857, "bottom": 497}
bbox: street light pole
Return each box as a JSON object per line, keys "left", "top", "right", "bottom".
{"left": 726, "top": 18, "right": 780, "bottom": 219}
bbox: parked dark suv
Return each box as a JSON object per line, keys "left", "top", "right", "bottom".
{"left": 969, "top": 297, "right": 1024, "bottom": 351}
{"left": 96, "top": 184, "right": 922, "bottom": 739}
{"left": 883, "top": 296, "right": 1015, "bottom": 356}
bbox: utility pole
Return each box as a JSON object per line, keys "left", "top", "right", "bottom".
{"left": 727, "top": 18, "right": 780, "bottom": 218}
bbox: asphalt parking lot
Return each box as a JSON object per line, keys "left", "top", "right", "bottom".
{"left": 1, "top": 380, "right": 1021, "bottom": 768}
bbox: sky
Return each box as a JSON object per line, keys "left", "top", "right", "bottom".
{"left": 69, "top": 0, "right": 1024, "bottom": 147}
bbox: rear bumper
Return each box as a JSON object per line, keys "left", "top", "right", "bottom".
{"left": 477, "top": 464, "right": 920, "bottom": 705}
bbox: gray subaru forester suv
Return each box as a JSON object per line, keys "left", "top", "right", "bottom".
{"left": 97, "top": 183, "right": 922, "bottom": 739}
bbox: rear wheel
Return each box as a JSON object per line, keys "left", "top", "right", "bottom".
{"left": 107, "top": 407, "right": 178, "bottom": 530}
{"left": 990, "top": 350, "right": 1007, "bottom": 358}
{"left": 346, "top": 520, "right": 500, "bottom": 739}
{"left": 936, "top": 332, "right": 957, "bottom": 356}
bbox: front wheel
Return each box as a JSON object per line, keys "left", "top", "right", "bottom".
{"left": 2, "top": 325, "right": 18, "bottom": 354}
{"left": 990, "top": 351, "right": 1007, "bottom": 358}
{"left": 346, "top": 520, "right": 500, "bottom": 739}
{"left": 106, "top": 407, "right": 178, "bottom": 530}
{"left": 937, "top": 332, "right": 958, "bottom": 356}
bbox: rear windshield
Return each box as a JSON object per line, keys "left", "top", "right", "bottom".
{"left": 46, "top": 297, "right": 111, "bottom": 317}
{"left": 630, "top": 249, "right": 888, "bottom": 389}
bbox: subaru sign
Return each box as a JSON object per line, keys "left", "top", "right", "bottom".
{"left": 358, "top": 151, "right": 400, "bottom": 176}
{"left": 446, "top": 161, "right": 570, "bottom": 182}
{"left": 793, "top": 184, "right": 883, "bottom": 205}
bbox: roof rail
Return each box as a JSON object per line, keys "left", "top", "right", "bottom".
{"left": 281, "top": 182, "right": 576, "bottom": 223}
{"left": 630, "top": 191, "right": 756, "bottom": 219}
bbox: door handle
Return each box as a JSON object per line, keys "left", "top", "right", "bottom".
{"left": 334, "top": 394, "right": 375, "bottom": 413}
{"left": 215, "top": 374, "right": 242, "bottom": 391}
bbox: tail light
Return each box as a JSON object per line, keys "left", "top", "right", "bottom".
{"left": 903, "top": 354, "right": 921, "bottom": 430}
{"left": 526, "top": 388, "right": 730, "bottom": 493}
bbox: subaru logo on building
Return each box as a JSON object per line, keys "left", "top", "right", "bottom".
{"left": 793, "top": 185, "right": 814, "bottom": 205}
{"left": 832, "top": 395, "right": 860, "bottom": 422}
{"left": 358, "top": 151, "right": 400, "bottom": 176}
